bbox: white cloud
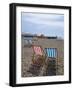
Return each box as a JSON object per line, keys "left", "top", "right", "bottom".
{"left": 22, "top": 13, "right": 64, "bottom": 28}
{"left": 22, "top": 13, "right": 64, "bottom": 21}
{"left": 22, "top": 13, "right": 64, "bottom": 38}
{"left": 24, "top": 17, "right": 64, "bottom": 27}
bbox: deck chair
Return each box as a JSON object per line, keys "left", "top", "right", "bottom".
{"left": 28, "top": 45, "right": 46, "bottom": 76}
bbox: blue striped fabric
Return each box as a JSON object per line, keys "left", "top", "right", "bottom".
{"left": 45, "top": 48, "right": 57, "bottom": 58}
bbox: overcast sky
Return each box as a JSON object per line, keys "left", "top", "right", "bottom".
{"left": 21, "top": 12, "right": 64, "bottom": 38}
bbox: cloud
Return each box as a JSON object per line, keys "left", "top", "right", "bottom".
{"left": 22, "top": 13, "right": 64, "bottom": 21}
{"left": 22, "top": 12, "right": 64, "bottom": 38}
{"left": 22, "top": 12, "right": 64, "bottom": 28}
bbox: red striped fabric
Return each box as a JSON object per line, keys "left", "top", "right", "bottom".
{"left": 33, "top": 46, "right": 43, "bottom": 56}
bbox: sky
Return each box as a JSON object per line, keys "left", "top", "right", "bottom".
{"left": 21, "top": 12, "right": 64, "bottom": 38}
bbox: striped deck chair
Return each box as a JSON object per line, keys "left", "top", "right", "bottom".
{"left": 28, "top": 45, "right": 46, "bottom": 76}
